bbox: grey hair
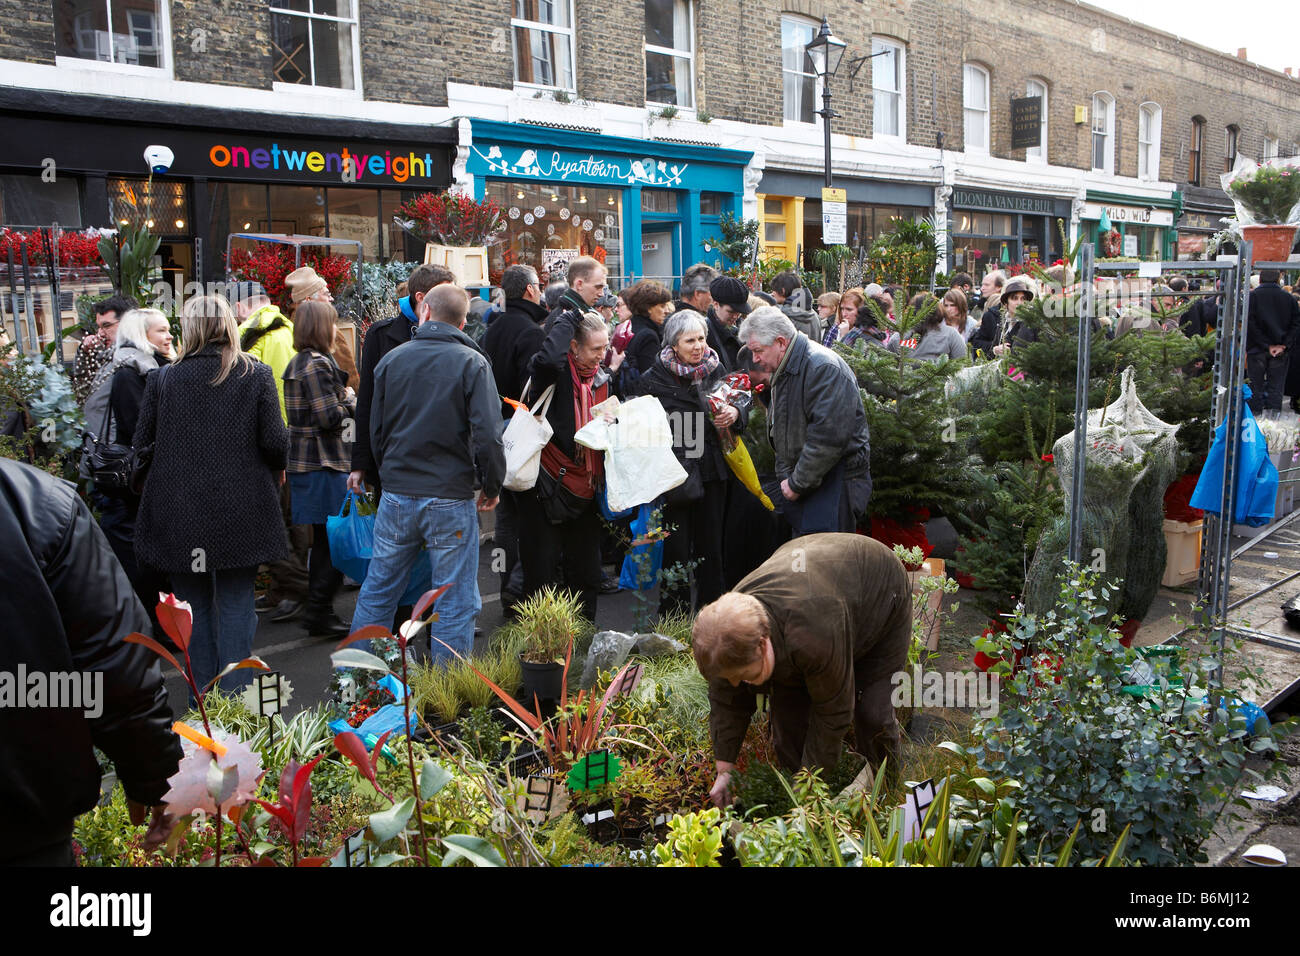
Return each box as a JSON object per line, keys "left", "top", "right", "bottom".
{"left": 574, "top": 311, "right": 609, "bottom": 344}
{"left": 680, "top": 263, "right": 719, "bottom": 298}
{"left": 738, "top": 306, "right": 796, "bottom": 347}
{"left": 114, "top": 308, "right": 168, "bottom": 353}
{"left": 984, "top": 269, "right": 1007, "bottom": 288}
{"left": 662, "top": 309, "right": 708, "bottom": 349}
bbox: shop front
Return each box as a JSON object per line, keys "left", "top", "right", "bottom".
{"left": 466, "top": 120, "right": 751, "bottom": 288}
{"left": 1080, "top": 192, "right": 1178, "bottom": 261}
{"left": 755, "top": 169, "right": 933, "bottom": 267}
{"left": 0, "top": 90, "right": 456, "bottom": 285}
{"left": 1175, "top": 185, "right": 1237, "bottom": 260}
{"left": 949, "top": 187, "right": 1072, "bottom": 277}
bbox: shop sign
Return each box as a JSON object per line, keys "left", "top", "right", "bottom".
{"left": 541, "top": 248, "right": 581, "bottom": 279}
{"left": 821, "top": 186, "right": 847, "bottom": 245}
{"left": 472, "top": 144, "right": 688, "bottom": 188}
{"left": 1123, "top": 234, "right": 1139, "bottom": 257}
{"left": 1180, "top": 211, "right": 1221, "bottom": 232}
{"left": 1080, "top": 201, "right": 1173, "bottom": 227}
{"left": 953, "top": 188, "right": 1065, "bottom": 217}
{"left": 1178, "top": 234, "right": 1207, "bottom": 255}
{"left": 1010, "top": 97, "right": 1042, "bottom": 150}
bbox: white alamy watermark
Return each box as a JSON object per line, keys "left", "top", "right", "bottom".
{"left": 0, "top": 665, "right": 103, "bottom": 718}
{"left": 890, "top": 665, "right": 999, "bottom": 718}
{"left": 50, "top": 887, "right": 151, "bottom": 936}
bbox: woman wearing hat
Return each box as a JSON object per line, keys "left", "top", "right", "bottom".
{"left": 285, "top": 266, "right": 359, "bottom": 389}
{"left": 991, "top": 276, "right": 1037, "bottom": 356}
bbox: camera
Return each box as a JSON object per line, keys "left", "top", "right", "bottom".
{"left": 143, "top": 145, "right": 174, "bottom": 174}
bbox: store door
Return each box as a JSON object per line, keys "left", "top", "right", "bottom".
{"left": 640, "top": 225, "right": 679, "bottom": 285}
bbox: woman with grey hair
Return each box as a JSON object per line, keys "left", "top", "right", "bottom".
{"left": 627, "top": 308, "right": 745, "bottom": 617}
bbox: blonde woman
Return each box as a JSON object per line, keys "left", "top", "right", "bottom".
{"left": 83, "top": 308, "right": 175, "bottom": 625}
{"left": 132, "top": 295, "right": 289, "bottom": 695}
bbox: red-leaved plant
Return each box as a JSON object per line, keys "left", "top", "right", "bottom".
{"left": 226, "top": 245, "right": 354, "bottom": 311}
{"left": 393, "top": 191, "right": 506, "bottom": 246}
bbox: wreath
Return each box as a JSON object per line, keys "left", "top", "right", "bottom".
{"left": 1101, "top": 229, "right": 1123, "bottom": 258}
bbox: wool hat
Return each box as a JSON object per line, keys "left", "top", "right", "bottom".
{"left": 709, "top": 276, "right": 752, "bottom": 314}
{"left": 286, "top": 266, "right": 328, "bottom": 304}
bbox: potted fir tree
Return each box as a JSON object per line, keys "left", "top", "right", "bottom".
{"left": 1223, "top": 158, "right": 1300, "bottom": 261}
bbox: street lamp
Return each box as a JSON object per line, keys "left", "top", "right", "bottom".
{"left": 805, "top": 18, "right": 847, "bottom": 188}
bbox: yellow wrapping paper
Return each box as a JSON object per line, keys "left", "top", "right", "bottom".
{"left": 723, "top": 438, "right": 775, "bottom": 511}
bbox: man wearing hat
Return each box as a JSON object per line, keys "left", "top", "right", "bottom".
{"left": 706, "top": 275, "right": 750, "bottom": 371}
{"left": 233, "top": 279, "right": 295, "bottom": 421}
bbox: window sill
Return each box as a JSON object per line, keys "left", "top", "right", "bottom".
{"left": 54, "top": 55, "right": 170, "bottom": 78}
{"left": 272, "top": 82, "right": 362, "bottom": 98}
{"left": 512, "top": 83, "right": 580, "bottom": 99}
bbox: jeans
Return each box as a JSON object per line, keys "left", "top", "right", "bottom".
{"left": 351, "top": 492, "right": 480, "bottom": 664}
{"left": 171, "top": 566, "right": 259, "bottom": 698}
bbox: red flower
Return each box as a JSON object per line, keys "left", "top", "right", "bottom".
{"left": 1041, "top": 454, "right": 1054, "bottom": 462}
{"left": 227, "top": 245, "right": 353, "bottom": 312}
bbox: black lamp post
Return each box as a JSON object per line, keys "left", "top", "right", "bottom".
{"left": 805, "top": 18, "right": 847, "bottom": 189}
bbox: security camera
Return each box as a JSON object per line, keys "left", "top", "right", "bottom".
{"left": 143, "top": 145, "right": 174, "bottom": 174}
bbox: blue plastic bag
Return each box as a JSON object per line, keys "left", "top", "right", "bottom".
{"left": 326, "top": 491, "right": 435, "bottom": 606}
{"left": 619, "top": 503, "right": 664, "bottom": 591}
{"left": 328, "top": 674, "right": 415, "bottom": 739}
{"left": 1190, "top": 385, "right": 1279, "bottom": 527}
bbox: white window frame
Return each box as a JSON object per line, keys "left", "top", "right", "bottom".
{"left": 55, "top": 0, "right": 172, "bottom": 77}
{"left": 870, "top": 37, "right": 905, "bottom": 140}
{"left": 1138, "top": 102, "right": 1161, "bottom": 181}
{"left": 1091, "top": 91, "right": 1115, "bottom": 174}
{"left": 269, "top": 0, "right": 363, "bottom": 94}
{"left": 1225, "top": 125, "right": 1239, "bottom": 172}
{"left": 1263, "top": 136, "right": 1279, "bottom": 162}
{"left": 645, "top": 0, "right": 695, "bottom": 109}
{"left": 963, "top": 63, "right": 990, "bottom": 154}
{"left": 781, "top": 14, "right": 821, "bottom": 126}
{"left": 511, "top": 0, "right": 577, "bottom": 94}
{"left": 1024, "top": 78, "right": 1048, "bottom": 163}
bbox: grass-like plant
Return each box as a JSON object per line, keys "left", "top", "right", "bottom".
{"left": 514, "top": 586, "right": 586, "bottom": 664}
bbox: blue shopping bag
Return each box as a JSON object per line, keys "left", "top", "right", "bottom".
{"left": 326, "top": 491, "right": 436, "bottom": 606}
{"left": 327, "top": 674, "right": 415, "bottom": 739}
{"left": 619, "top": 503, "right": 665, "bottom": 591}
{"left": 1190, "top": 385, "right": 1279, "bottom": 527}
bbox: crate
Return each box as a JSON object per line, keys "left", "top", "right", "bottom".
{"left": 1161, "top": 519, "right": 1202, "bottom": 587}
{"left": 423, "top": 244, "right": 489, "bottom": 287}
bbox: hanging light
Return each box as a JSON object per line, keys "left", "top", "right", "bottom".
{"left": 242, "top": 222, "right": 252, "bottom": 229}
{"left": 174, "top": 219, "right": 185, "bottom": 229}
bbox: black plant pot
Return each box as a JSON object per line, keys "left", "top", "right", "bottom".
{"left": 519, "top": 656, "right": 564, "bottom": 704}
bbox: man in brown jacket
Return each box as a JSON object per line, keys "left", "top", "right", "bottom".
{"left": 693, "top": 534, "right": 911, "bottom": 806}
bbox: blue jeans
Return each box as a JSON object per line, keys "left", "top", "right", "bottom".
{"left": 171, "top": 566, "right": 258, "bottom": 700}
{"left": 351, "top": 492, "right": 480, "bottom": 665}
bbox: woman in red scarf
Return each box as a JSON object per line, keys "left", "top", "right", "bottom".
{"left": 519, "top": 311, "right": 616, "bottom": 623}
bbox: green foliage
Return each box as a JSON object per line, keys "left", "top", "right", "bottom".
{"left": 653, "top": 807, "right": 724, "bottom": 866}
{"left": 971, "top": 567, "right": 1291, "bottom": 865}
{"left": 514, "top": 585, "right": 587, "bottom": 662}
{"left": 97, "top": 224, "right": 160, "bottom": 302}
{"left": 864, "top": 217, "right": 939, "bottom": 293}
{"left": 1225, "top": 161, "right": 1300, "bottom": 224}
{"left": 735, "top": 749, "right": 866, "bottom": 819}
{"left": 706, "top": 212, "right": 759, "bottom": 269}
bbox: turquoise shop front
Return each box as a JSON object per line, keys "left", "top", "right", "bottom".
{"left": 467, "top": 119, "right": 752, "bottom": 288}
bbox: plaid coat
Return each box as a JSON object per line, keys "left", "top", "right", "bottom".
{"left": 282, "top": 349, "right": 355, "bottom": 473}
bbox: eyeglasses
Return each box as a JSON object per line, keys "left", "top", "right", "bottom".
{"left": 96, "top": 319, "right": 119, "bottom": 331}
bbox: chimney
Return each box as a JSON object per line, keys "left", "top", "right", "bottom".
{"left": 1287, "top": 67, "right": 1294, "bottom": 77}
{"left": 1236, "top": 47, "right": 1247, "bottom": 59}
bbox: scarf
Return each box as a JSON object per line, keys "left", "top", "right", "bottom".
{"left": 567, "top": 353, "right": 604, "bottom": 487}
{"left": 659, "top": 345, "right": 720, "bottom": 382}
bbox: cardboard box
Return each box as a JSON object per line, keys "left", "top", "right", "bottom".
{"left": 907, "top": 557, "right": 946, "bottom": 652}
{"left": 423, "top": 244, "right": 489, "bottom": 287}
{"left": 1161, "top": 519, "right": 1202, "bottom": 588}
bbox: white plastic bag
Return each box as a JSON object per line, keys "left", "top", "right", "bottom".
{"left": 574, "top": 394, "right": 686, "bottom": 512}
{"left": 502, "top": 379, "right": 555, "bottom": 492}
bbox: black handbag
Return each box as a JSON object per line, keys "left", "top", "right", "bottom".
{"left": 660, "top": 459, "right": 703, "bottom": 507}
{"left": 535, "top": 444, "right": 594, "bottom": 525}
{"left": 84, "top": 365, "right": 168, "bottom": 497}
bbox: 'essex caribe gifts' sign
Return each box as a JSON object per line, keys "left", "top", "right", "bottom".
{"left": 470, "top": 144, "right": 689, "bottom": 188}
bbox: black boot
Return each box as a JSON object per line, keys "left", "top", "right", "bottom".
{"left": 301, "top": 607, "right": 351, "bottom": 638}
{"left": 303, "top": 523, "right": 348, "bottom": 637}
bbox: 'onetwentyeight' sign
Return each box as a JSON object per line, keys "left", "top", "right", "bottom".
{"left": 207, "top": 142, "right": 439, "bottom": 184}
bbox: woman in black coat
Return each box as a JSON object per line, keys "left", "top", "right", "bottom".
{"left": 616, "top": 278, "right": 674, "bottom": 393}
{"left": 133, "top": 295, "right": 289, "bottom": 695}
{"left": 628, "top": 309, "right": 746, "bottom": 617}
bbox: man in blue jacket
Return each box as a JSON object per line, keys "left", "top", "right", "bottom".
{"left": 351, "top": 284, "right": 506, "bottom": 661}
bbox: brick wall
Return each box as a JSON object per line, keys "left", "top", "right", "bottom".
{"left": 171, "top": 0, "right": 271, "bottom": 89}
{"left": 0, "top": 0, "right": 51, "bottom": 63}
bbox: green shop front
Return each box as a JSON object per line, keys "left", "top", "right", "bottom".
{"left": 1079, "top": 192, "right": 1179, "bottom": 261}
{"left": 949, "top": 187, "right": 1072, "bottom": 277}
{"left": 467, "top": 120, "right": 751, "bottom": 288}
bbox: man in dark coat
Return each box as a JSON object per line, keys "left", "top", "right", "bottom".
{"left": 0, "top": 458, "right": 182, "bottom": 864}
{"left": 693, "top": 534, "right": 912, "bottom": 805}
{"left": 674, "top": 262, "right": 718, "bottom": 315}
{"left": 347, "top": 263, "right": 454, "bottom": 496}
{"left": 738, "top": 306, "right": 871, "bottom": 535}
{"left": 1245, "top": 269, "right": 1300, "bottom": 414}
{"left": 482, "top": 263, "right": 548, "bottom": 604}
{"left": 705, "top": 275, "right": 750, "bottom": 372}
{"left": 967, "top": 270, "right": 1006, "bottom": 357}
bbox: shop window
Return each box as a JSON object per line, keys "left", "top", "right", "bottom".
{"left": 699, "top": 192, "right": 726, "bottom": 215}
{"left": 963, "top": 64, "right": 989, "bottom": 153}
{"left": 326, "top": 188, "right": 380, "bottom": 260}
{"left": 1138, "top": 102, "right": 1161, "bottom": 181}
{"left": 645, "top": 0, "right": 694, "bottom": 108}
{"left": 1091, "top": 91, "right": 1114, "bottom": 174}
{"left": 763, "top": 197, "right": 785, "bottom": 217}
{"left": 1025, "top": 78, "right": 1048, "bottom": 162}
{"left": 269, "top": 185, "right": 327, "bottom": 237}
{"left": 764, "top": 221, "right": 786, "bottom": 243}
{"left": 485, "top": 181, "right": 623, "bottom": 283}
{"left": 55, "top": 0, "right": 167, "bottom": 69}
{"left": 512, "top": 0, "right": 576, "bottom": 91}
{"left": 642, "top": 189, "right": 678, "bottom": 213}
{"left": 781, "top": 15, "right": 819, "bottom": 124}
{"left": 270, "top": 0, "right": 358, "bottom": 90}
{"left": 0, "top": 175, "right": 82, "bottom": 228}
{"left": 1225, "top": 124, "right": 1239, "bottom": 173}
{"left": 871, "top": 38, "right": 905, "bottom": 138}
{"left": 1188, "top": 116, "right": 1204, "bottom": 185}
{"left": 381, "top": 189, "right": 416, "bottom": 261}
{"left": 107, "top": 177, "right": 189, "bottom": 236}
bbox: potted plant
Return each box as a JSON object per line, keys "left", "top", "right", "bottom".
{"left": 1222, "top": 158, "right": 1300, "bottom": 261}
{"left": 512, "top": 586, "right": 584, "bottom": 704}
{"left": 392, "top": 191, "right": 506, "bottom": 286}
